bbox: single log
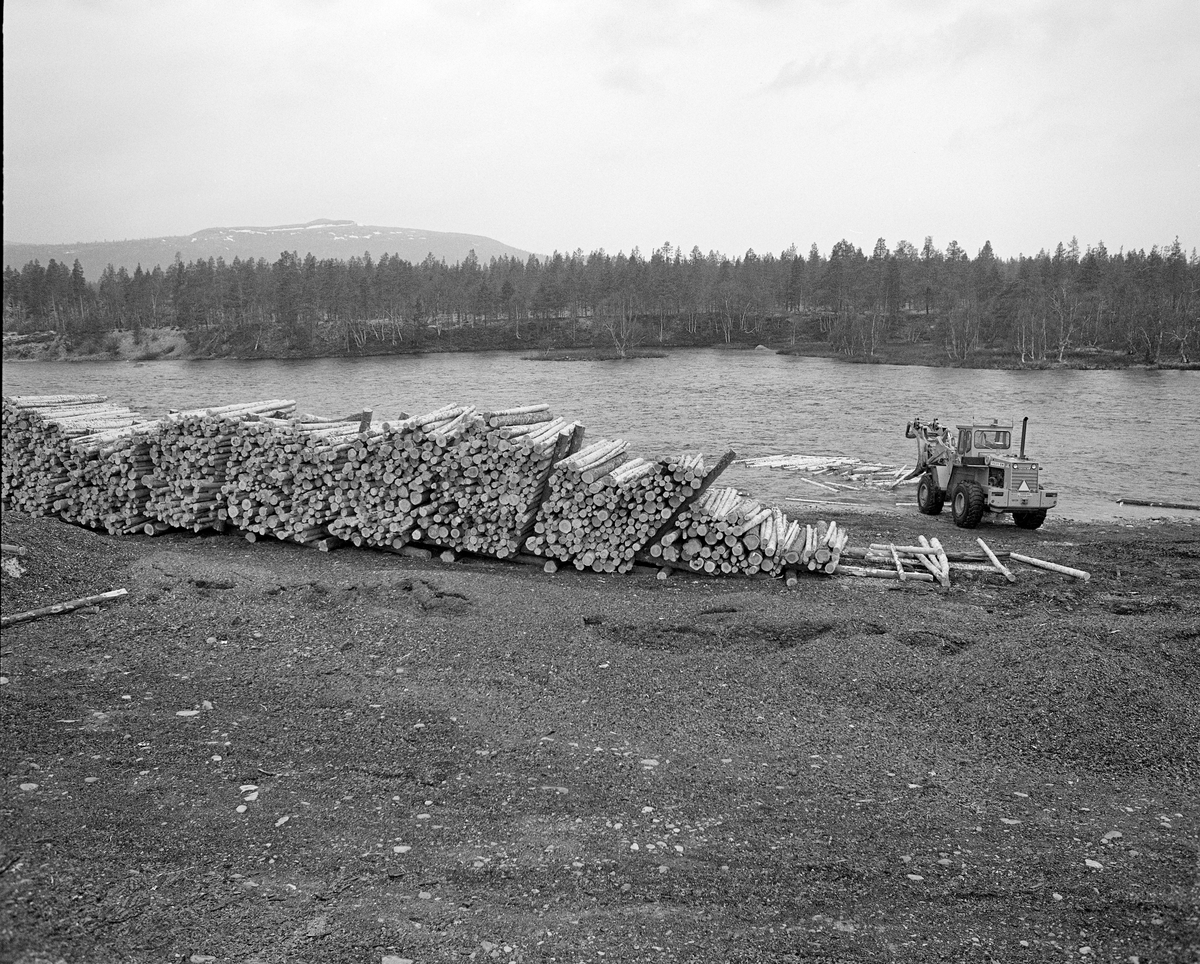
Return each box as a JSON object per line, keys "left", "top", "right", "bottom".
{"left": 838, "top": 566, "right": 935, "bottom": 583}
{"left": 870, "top": 543, "right": 939, "bottom": 556}
{"left": 799, "top": 477, "right": 839, "bottom": 492}
{"left": 1, "top": 544, "right": 27, "bottom": 556}
{"left": 976, "top": 537, "right": 1016, "bottom": 583}
{"left": 1116, "top": 498, "right": 1200, "bottom": 511}
{"left": 1, "top": 588, "right": 129, "bottom": 626}
{"left": 948, "top": 561, "right": 1012, "bottom": 573}
{"left": 1009, "top": 551, "right": 1091, "bottom": 581}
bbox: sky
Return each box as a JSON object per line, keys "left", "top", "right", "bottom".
{"left": 4, "top": 0, "right": 1199, "bottom": 260}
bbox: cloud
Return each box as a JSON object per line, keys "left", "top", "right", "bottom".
{"left": 765, "top": 54, "right": 839, "bottom": 92}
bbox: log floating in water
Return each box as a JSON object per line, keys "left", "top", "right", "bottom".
{"left": 1116, "top": 498, "right": 1199, "bottom": 511}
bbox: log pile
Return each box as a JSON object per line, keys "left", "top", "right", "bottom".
{"left": 420, "top": 406, "right": 583, "bottom": 558}
{"left": 647, "top": 486, "right": 847, "bottom": 578}
{"left": 525, "top": 442, "right": 714, "bottom": 573}
{"left": 145, "top": 401, "right": 296, "bottom": 533}
{"left": 1, "top": 395, "right": 148, "bottom": 524}
{"left": 60, "top": 419, "right": 163, "bottom": 534}
{"left": 838, "top": 537, "right": 1030, "bottom": 585}
{"left": 221, "top": 415, "right": 363, "bottom": 544}
{"left": 325, "top": 404, "right": 582, "bottom": 556}
{"left": 325, "top": 405, "right": 475, "bottom": 550}
{"left": 4, "top": 391, "right": 873, "bottom": 588}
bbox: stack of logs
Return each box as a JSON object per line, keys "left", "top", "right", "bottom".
{"left": 61, "top": 416, "right": 164, "bottom": 535}
{"left": 145, "top": 401, "right": 296, "bottom": 533}
{"left": 645, "top": 485, "right": 848, "bottom": 579}
{"left": 1, "top": 395, "right": 152, "bottom": 533}
{"left": 3, "top": 392, "right": 854, "bottom": 584}
{"left": 325, "top": 404, "right": 583, "bottom": 556}
{"left": 525, "top": 443, "right": 724, "bottom": 573}
{"left": 221, "top": 413, "right": 365, "bottom": 545}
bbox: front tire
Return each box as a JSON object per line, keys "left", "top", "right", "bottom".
{"left": 917, "top": 472, "right": 945, "bottom": 515}
{"left": 951, "top": 480, "right": 986, "bottom": 528}
{"left": 1013, "top": 509, "right": 1048, "bottom": 530}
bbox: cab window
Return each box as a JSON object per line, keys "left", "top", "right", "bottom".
{"left": 957, "top": 430, "right": 972, "bottom": 454}
{"left": 974, "top": 430, "right": 1011, "bottom": 449}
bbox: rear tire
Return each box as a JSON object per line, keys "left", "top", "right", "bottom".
{"left": 951, "top": 480, "right": 986, "bottom": 528}
{"left": 917, "top": 472, "right": 945, "bottom": 515}
{"left": 1013, "top": 509, "right": 1048, "bottom": 530}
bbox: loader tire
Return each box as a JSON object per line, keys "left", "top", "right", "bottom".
{"left": 1013, "top": 509, "right": 1048, "bottom": 530}
{"left": 917, "top": 472, "right": 945, "bottom": 515}
{"left": 951, "top": 480, "right": 986, "bottom": 529}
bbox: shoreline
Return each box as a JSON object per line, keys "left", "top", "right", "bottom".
{"left": 4, "top": 328, "right": 1195, "bottom": 371}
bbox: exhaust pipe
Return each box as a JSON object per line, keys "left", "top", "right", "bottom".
{"left": 1019, "top": 416, "right": 1029, "bottom": 459}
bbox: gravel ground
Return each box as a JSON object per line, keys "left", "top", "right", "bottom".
{"left": 1, "top": 509, "right": 1198, "bottom": 964}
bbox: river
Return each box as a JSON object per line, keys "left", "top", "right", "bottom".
{"left": 3, "top": 350, "right": 1197, "bottom": 522}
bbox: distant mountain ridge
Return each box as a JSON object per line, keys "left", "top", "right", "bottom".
{"left": 3, "top": 219, "right": 533, "bottom": 279}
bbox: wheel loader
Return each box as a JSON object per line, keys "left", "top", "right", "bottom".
{"left": 904, "top": 416, "right": 1058, "bottom": 529}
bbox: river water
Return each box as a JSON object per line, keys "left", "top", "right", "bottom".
{"left": 3, "top": 350, "right": 1197, "bottom": 522}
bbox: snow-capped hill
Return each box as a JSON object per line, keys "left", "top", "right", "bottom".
{"left": 4, "top": 220, "right": 531, "bottom": 279}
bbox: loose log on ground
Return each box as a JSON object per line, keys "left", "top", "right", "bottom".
{"left": 838, "top": 566, "right": 935, "bottom": 583}
{"left": 1, "top": 588, "right": 129, "bottom": 627}
{"left": 1009, "top": 551, "right": 1091, "bottom": 581}
{"left": 977, "top": 537, "right": 1016, "bottom": 583}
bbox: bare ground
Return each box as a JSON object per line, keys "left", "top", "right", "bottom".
{"left": 1, "top": 509, "right": 1198, "bottom": 964}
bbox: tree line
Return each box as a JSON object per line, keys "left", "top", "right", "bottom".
{"left": 3, "top": 236, "right": 1197, "bottom": 364}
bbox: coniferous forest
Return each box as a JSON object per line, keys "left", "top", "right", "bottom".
{"left": 3, "top": 236, "right": 1197, "bottom": 366}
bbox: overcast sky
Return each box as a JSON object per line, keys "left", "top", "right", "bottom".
{"left": 4, "top": 0, "right": 1198, "bottom": 259}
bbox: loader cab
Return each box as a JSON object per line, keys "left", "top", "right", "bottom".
{"left": 956, "top": 421, "right": 1013, "bottom": 456}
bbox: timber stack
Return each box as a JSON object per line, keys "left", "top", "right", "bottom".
{"left": 411, "top": 406, "right": 583, "bottom": 558}
{"left": 145, "top": 400, "right": 295, "bottom": 533}
{"left": 2, "top": 392, "right": 851, "bottom": 586}
{"left": 1, "top": 395, "right": 148, "bottom": 527}
{"left": 326, "top": 405, "right": 472, "bottom": 550}
{"left": 646, "top": 485, "right": 847, "bottom": 578}
{"left": 61, "top": 417, "right": 163, "bottom": 535}
{"left": 221, "top": 414, "right": 363, "bottom": 545}
{"left": 326, "top": 404, "right": 582, "bottom": 557}
{"left": 525, "top": 442, "right": 718, "bottom": 573}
